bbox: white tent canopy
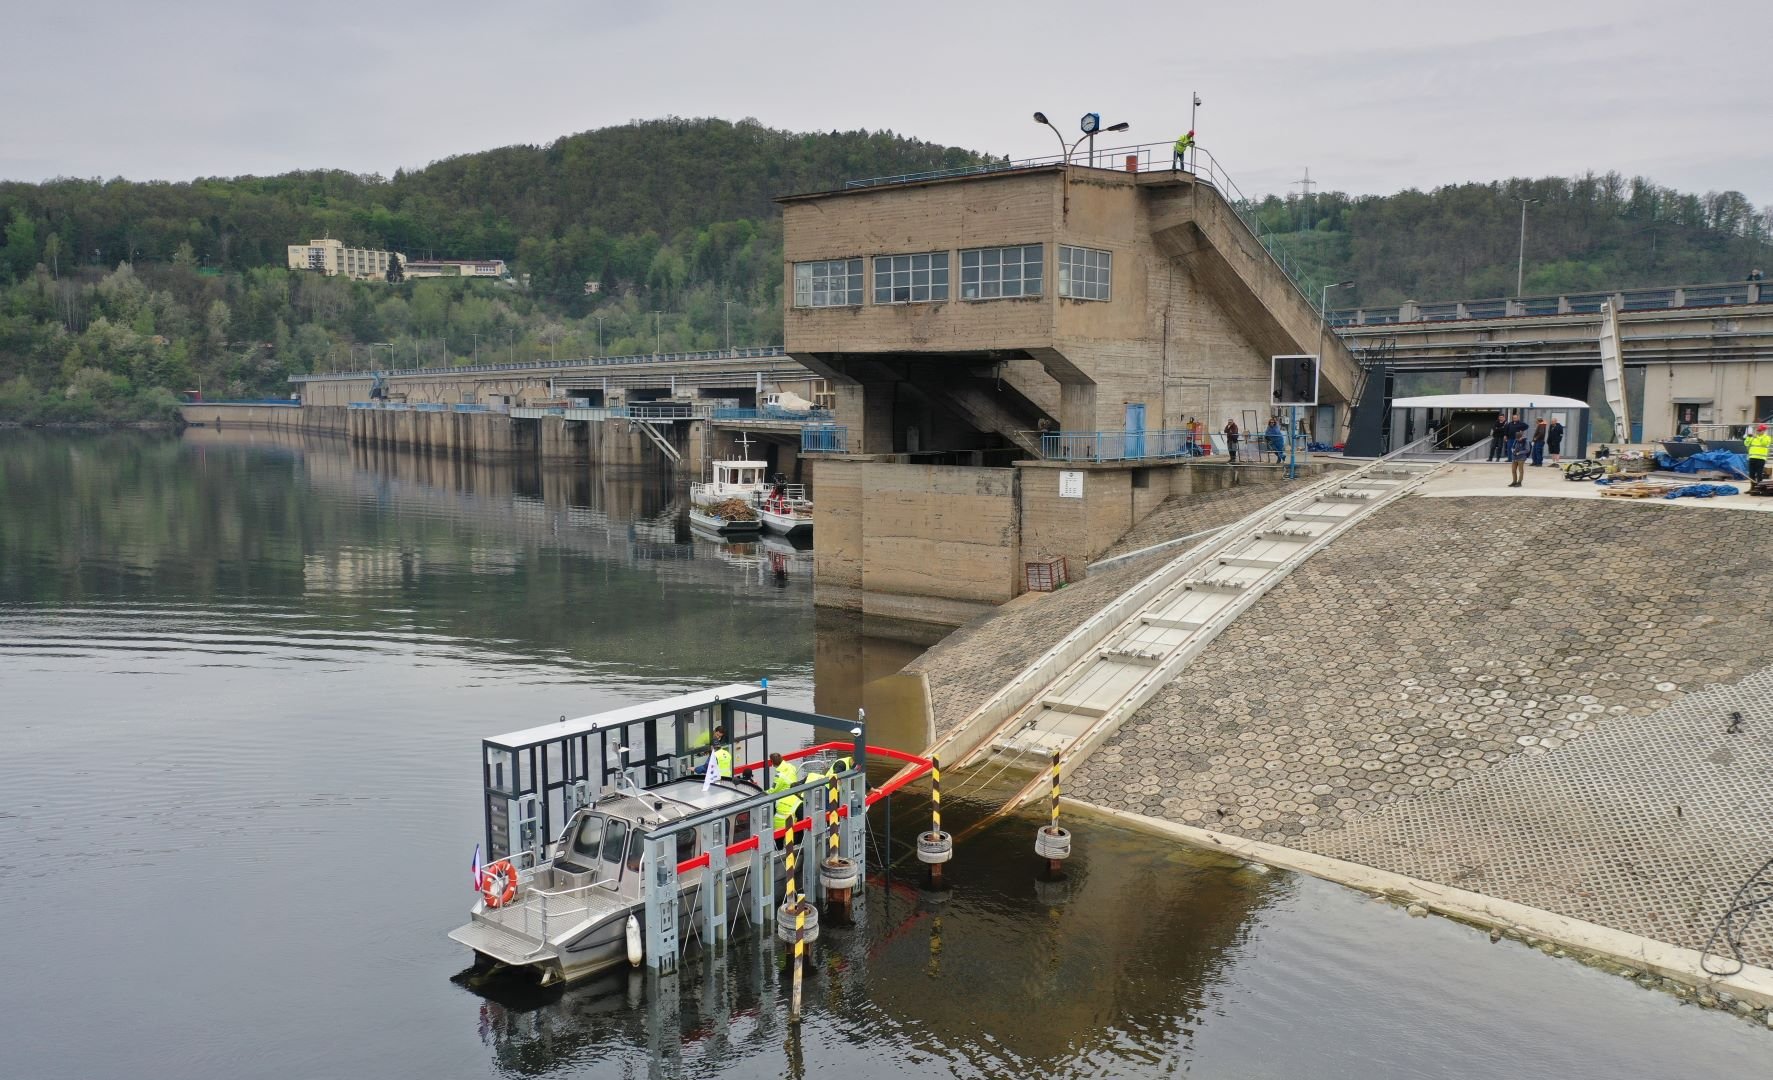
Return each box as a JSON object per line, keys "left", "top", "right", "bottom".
{"left": 1389, "top": 393, "right": 1590, "bottom": 411}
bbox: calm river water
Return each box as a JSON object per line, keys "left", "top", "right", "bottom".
{"left": 1, "top": 428, "right": 1764, "bottom": 1079}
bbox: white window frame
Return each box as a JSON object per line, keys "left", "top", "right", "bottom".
{"left": 872, "top": 252, "right": 950, "bottom": 304}
{"left": 1058, "top": 245, "right": 1113, "bottom": 301}
{"left": 959, "top": 245, "right": 1043, "bottom": 300}
{"left": 793, "top": 258, "right": 864, "bottom": 308}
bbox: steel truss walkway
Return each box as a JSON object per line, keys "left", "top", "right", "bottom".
{"left": 943, "top": 438, "right": 1479, "bottom": 812}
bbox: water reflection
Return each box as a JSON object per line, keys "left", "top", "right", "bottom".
{"left": 462, "top": 805, "right": 1284, "bottom": 1079}
{"left": 2, "top": 429, "right": 1766, "bottom": 1080}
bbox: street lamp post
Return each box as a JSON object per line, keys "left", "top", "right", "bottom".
{"left": 1516, "top": 198, "right": 1541, "bottom": 297}
{"left": 595, "top": 316, "right": 605, "bottom": 358}
{"left": 1190, "top": 92, "right": 1201, "bottom": 172}
{"left": 1306, "top": 280, "right": 1355, "bottom": 479}
{"left": 652, "top": 310, "right": 663, "bottom": 356}
{"left": 1032, "top": 112, "right": 1128, "bottom": 165}
{"left": 723, "top": 300, "right": 737, "bottom": 355}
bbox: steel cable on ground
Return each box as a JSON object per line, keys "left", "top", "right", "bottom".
{"left": 1700, "top": 854, "right": 1773, "bottom": 977}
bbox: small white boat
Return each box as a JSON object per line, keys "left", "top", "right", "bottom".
{"left": 688, "top": 459, "right": 766, "bottom": 535}
{"left": 754, "top": 479, "right": 814, "bottom": 539}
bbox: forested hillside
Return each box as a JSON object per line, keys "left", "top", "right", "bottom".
{"left": 1258, "top": 173, "right": 1771, "bottom": 306}
{"left": 0, "top": 117, "right": 1767, "bottom": 422}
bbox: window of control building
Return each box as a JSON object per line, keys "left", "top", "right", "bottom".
{"left": 959, "top": 245, "right": 1043, "bottom": 299}
{"left": 793, "top": 258, "right": 864, "bottom": 307}
{"left": 1058, "top": 245, "right": 1112, "bottom": 300}
{"left": 873, "top": 252, "right": 949, "bottom": 303}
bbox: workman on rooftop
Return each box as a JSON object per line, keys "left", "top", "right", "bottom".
{"left": 1173, "top": 129, "right": 1195, "bottom": 171}
{"left": 1746, "top": 423, "right": 1771, "bottom": 484}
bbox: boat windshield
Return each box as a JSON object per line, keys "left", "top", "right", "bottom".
{"left": 570, "top": 814, "right": 606, "bottom": 860}
{"left": 600, "top": 818, "right": 629, "bottom": 874}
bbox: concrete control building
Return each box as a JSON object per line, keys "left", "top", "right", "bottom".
{"left": 287, "top": 239, "right": 405, "bottom": 281}
{"left": 780, "top": 160, "right": 1364, "bottom": 624}
{"left": 781, "top": 164, "right": 1358, "bottom": 457}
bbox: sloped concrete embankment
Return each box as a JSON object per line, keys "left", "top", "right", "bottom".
{"left": 1066, "top": 495, "right": 1773, "bottom": 1009}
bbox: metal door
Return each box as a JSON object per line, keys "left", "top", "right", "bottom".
{"left": 1124, "top": 402, "right": 1146, "bottom": 459}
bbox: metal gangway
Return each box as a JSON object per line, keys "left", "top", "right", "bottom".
{"left": 939, "top": 437, "right": 1483, "bottom": 813}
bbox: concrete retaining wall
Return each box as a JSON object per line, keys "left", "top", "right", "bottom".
{"left": 179, "top": 403, "right": 348, "bottom": 435}
{"left": 811, "top": 459, "right": 1021, "bottom": 625}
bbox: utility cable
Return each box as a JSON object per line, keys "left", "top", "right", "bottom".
{"left": 1700, "top": 855, "right": 1773, "bottom": 977}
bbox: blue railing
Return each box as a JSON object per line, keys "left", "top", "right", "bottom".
{"left": 711, "top": 406, "right": 834, "bottom": 423}
{"left": 1038, "top": 429, "right": 1309, "bottom": 463}
{"left": 614, "top": 403, "right": 702, "bottom": 420}
{"left": 801, "top": 426, "right": 848, "bottom": 453}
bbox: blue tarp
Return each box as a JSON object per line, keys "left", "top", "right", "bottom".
{"left": 1653, "top": 449, "right": 1750, "bottom": 479}
{"left": 1661, "top": 483, "right": 1741, "bottom": 499}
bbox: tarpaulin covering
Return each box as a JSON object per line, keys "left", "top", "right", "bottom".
{"left": 1661, "top": 484, "right": 1741, "bottom": 499}
{"left": 1653, "top": 449, "right": 1749, "bottom": 479}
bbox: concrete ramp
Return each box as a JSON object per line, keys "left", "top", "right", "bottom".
{"left": 1143, "top": 177, "right": 1363, "bottom": 407}
{"left": 934, "top": 440, "right": 1475, "bottom": 813}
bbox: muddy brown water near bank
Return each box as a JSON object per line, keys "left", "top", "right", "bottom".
{"left": 0, "top": 428, "right": 1765, "bottom": 1079}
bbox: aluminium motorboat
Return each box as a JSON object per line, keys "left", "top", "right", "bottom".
{"left": 449, "top": 684, "right": 930, "bottom": 987}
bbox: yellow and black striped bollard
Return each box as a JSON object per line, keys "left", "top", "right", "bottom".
{"left": 1034, "top": 750, "right": 1072, "bottom": 877}
{"left": 915, "top": 754, "right": 955, "bottom": 887}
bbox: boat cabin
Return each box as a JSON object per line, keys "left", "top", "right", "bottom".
{"left": 699, "top": 460, "right": 769, "bottom": 500}
{"left": 479, "top": 684, "right": 786, "bottom": 865}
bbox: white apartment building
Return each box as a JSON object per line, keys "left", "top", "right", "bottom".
{"left": 287, "top": 239, "right": 406, "bottom": 281}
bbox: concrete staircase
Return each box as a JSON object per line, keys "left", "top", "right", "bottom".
{"left": 1143, "top": 177, "right": 1365, "bottom": 411}
{"left": 933, "top": 439, "right": 1474, "bottom": 811}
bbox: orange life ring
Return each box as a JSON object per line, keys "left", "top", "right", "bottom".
{"left": 481, "top": 859, "right": 518, "bottom": 908}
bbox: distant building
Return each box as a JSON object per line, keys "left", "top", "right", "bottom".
{"left": 404, "top": 258, "right": 513, "bottom": 283}
{"left": 287, "top": 239, "right": 405, "bottom": 281}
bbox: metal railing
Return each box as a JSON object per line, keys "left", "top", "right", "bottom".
{"left": 1331, "top": 280, "right": 1772, "bottom": 328}
{"left": 711, "top": 406, "right": 833, "bottom": 423}
{"left": 179, "top": 397, "right": 301, "bottom": 406}
{"left": 801, "top": 426, "right": 848, "bottom": 453}
{"left": 291, "top": 346, "right": 789, "bottom": 383}
{"left": 347, "top": 401, "right": 509, "bottom": 413}
{"left": 1037, "top": 428, "right": 1314, "bottom": 463}
{"left": 843, "top": 141, "right": 1319, "bottom": 310}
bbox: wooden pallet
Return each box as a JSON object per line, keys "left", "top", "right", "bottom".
{"left": 1601, "top": 483, "right": 1666, "bottom": 498}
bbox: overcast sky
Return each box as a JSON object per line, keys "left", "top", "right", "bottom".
{"left": 5, "top": 0, "right": 1770, "bottom": 205}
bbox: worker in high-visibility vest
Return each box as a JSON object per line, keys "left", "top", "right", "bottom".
{"left": 768, "top": 752, "right": 803, "bottom": 847}
{"left": 691, "top": 725, "right": 731, "bottom": 777}
{"left": 1172, "top": 129, "right": 1195, "bottom": 171}
{"left": 1746, "top": 423, "right": 1772, "bottom": 484}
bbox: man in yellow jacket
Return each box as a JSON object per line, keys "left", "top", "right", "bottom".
{"left": 768, "top": 752, "right": 802, "bottom": 847}
{"left": 1746, "top": 423, "right": 1771, "bottom": 484}
{"left": 1172, "top": 129, "right": 1195, "bottom": 171}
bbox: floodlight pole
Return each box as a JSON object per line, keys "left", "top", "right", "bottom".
{"left": 1302, "top": 280, "right": 1354, "bottom": 479}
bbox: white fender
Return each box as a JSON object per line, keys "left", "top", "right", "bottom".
{"left": 625, "top": 914, "right": 643, "bottom": 967}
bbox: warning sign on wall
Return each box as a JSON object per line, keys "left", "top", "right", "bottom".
{"left": 1059, "top": 470, "right": 1084, "bottom": 499}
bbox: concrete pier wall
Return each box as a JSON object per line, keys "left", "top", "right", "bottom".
{"left": 179, "top": 403, "right": 348, "bottom": 434}
{"left": 811, "top": 454, "right": 1325, "bottom": 626}
{"left": 811, "top": 460, "right": 1021, "bottom": 625}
